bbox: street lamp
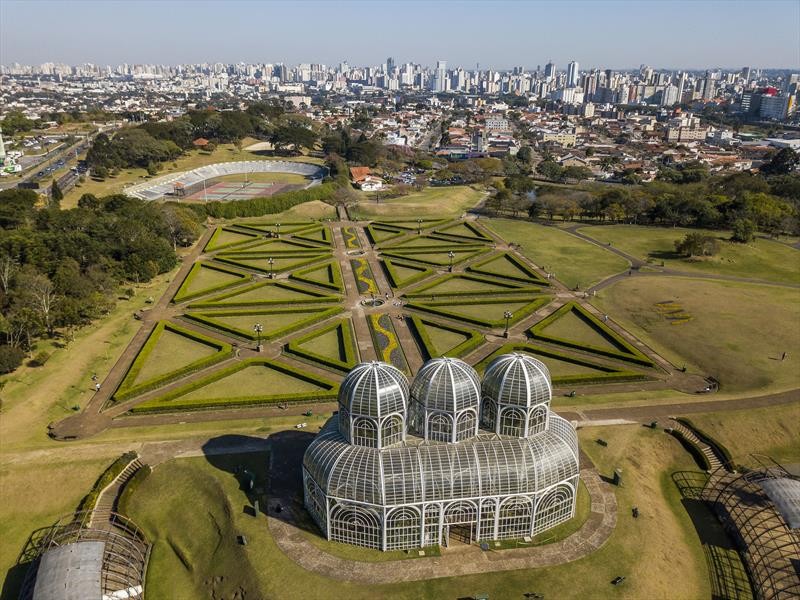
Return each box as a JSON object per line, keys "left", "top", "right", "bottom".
{"left": 417, "top": 218, "right": 423, "bottom": 235}
{"left": 503, "top": 311, "right": 513, "bottom": 338}
{"left": 448, "top": 250, "right": 455, "bottom": 272}
{"left": 268, "top": 257, "right": 274, "bottom": 279}
{"left": 253, "top": 323, "right": 264, "bottom": 352}
{"left": 275, "top": 223, "right": 281, "bottom": 238}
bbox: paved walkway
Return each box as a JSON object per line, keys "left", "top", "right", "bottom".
{"left": 266, "top": 468, "right": 616, "bottom": 584}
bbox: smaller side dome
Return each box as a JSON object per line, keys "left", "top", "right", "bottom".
{"left": 409, "top": 357, "right": 481, "bottom": 443}
{"left": 481, "top": 352, "right": 551, "bottom": 438}
{"left": 338, "top": 361, "right": 408, "bottom": 448}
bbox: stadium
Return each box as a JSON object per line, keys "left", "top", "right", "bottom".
{"left": 123, "top": 160, "right": 327, "bottom": 201}
{"left": 302, "top": 354, "right": 581, "bottom": 551}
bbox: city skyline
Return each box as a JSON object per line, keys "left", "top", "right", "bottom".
{"left": 1, "top": 0, "right": 799, "bottom": 69}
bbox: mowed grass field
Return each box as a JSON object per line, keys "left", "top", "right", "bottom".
{"left": 61, "top": 138, "right": 324, "bottom": 208}
{"left": 351, "top": 185, "right": 486, "bottom": 218}
{"left": 484, "top": 219, "right": 629, "bottom": 288}
{"left": 122, "top": 424, "right": 709, "bottom": 600}
{"left": 593, "top": 277, "right": 800, "bottom": 393}
{"left": 578, "top": 224, "right": 800, "bottom": 284}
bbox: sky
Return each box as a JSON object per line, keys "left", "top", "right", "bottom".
{"left": 1, "top": 0, "right": 799, "bottom": 70}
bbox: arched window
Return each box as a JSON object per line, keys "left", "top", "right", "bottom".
{"left": 497, "top": 496, "right": 533, "bottom": 540}
{"left": 352, "top": 417, "right": 377, "bottom": 447}
{"left": 480, "top": 397, "right": 497, "bottom": 430}
{"left": 338, "top": 407, "right": 350, "bottom": 439}
{"left": 479, "top": 498, "right": 497, "bottom": 541}
{"left": 386, "top": 506, "right": 420, "bottom": 550}
{"left": 428, "top": 412, "right": 453, "bottom": 443}
{"left": 534, "top": 484, "right": 574, "bottom": 535}
{"left": 455, "top": 410, "right": 477, "bottom": 441}
{"left": 304, "top": 476, "right": 325, "bottom": 527}
{"left": 381, "top": 414, "right": 404, "bottom": 447}
{"left": 444, "top": 500, "right": 478, "bottom": 524}
{"left": 528, "top": 405, "right": 548, "bottom": 436}
{"left": 409, "top": 400, "right": 425, "bottom": 436}
{"left": 499, "top": 407, "right": 526, "bottom": 437}
{"left": 330, "top": 503, "right": 382, "bottom": 549}
{"left": 423, "top": 504, "right": 441, "bottom": 547}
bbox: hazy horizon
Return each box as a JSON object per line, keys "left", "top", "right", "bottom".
{"left": 1, "top": 0, "right": 799, "bottom": 70}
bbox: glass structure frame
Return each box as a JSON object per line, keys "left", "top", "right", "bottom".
{"left": 303, "top": 354, "right": 580, "bottom": 551}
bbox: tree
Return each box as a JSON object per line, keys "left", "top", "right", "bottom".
{"left": 516, "top": 146, "right": 533, "bottom": 163}
{"left": 50, "top": 180, "right": 63, "bottom": 207}
{"left": 675, "top": 232, "right": 720, "bottom": 257}
{"left": 92, "top": 165, "right": 109, "bottom": 180}
{"left": 160, "top": 206, "right": 203, "bottom": 250}
{"left": 77, "top": 193, "right": 101, "bottom": 210}
{"left": 562, "top": 166, "right": 592, "bottom": 182}
{"left": 536, "top": 160, "right": 564, "bottom": 181}
{"left": 0, "top": 254, "right": 18, "bottom": 294}
{"left": 0, "top": 345, "right": 24, "bottom": 374}
{"left": 731, "top": 218, "right": 756, "bottom": 243}
{"left": 270, "top": 125, "right": 318, "bottom": 154}
{"left": 760, "top": 148, "right": 799, "bottom": 176}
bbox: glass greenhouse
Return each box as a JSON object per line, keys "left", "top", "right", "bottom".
{"left": 302, "top": 354, "right": 580, "bottom": 550}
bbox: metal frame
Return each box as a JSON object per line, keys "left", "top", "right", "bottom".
{"left": 303, "top": 354, "right": 580, "bottom": 551}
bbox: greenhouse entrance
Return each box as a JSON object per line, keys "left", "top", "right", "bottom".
{"left": 444, "top": 523, "right": 474, "bottom": 547}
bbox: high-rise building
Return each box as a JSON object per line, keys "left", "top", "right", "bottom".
{"left": 566, "top": 61, "right": 579, "bottom": 87}
{"left": 741, "top": 66, "right": 751, "bottom": 82}
{"left": 432, "top": 60, "right": 447, "bottom": 92}
{"left": 386, "top": 57, "right": 395, "bottom": 74}
{"left": 544, "top": 61, "right": 556, "bottom": 82}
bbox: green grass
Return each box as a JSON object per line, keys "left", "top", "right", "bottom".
{"left": 131, "top": 327, "right": 219, "bottom": 385}
{"left": 173, "top": 262, "right": 249, "bottom": 302}
{"left": 484, "top": 218, "right": 629, "bottom": 289}
{"left": 593, "top": 277, "right": 800, "bottom": 393}
{"left": 540, "top": 310, "right": 620, "bottom": 351}
{"left": 190, "top": 280, "right": 338, "bottom": 307}
{"left": 352, "top": 185, "right": 486, "bottom": 218}
{"left": 578, "top": 224, "right": 800, "bottom": 285}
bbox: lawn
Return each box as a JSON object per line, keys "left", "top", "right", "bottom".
{"left": 593, "top": 277, "right": 800, "bottom": 394}
{"left": 351, "top": 185, "right": 486, "bottom": 218}
{"left": 484, "top": 219, "right": 629, "bottom": 289}
{"left": 120, "top": 424, "right": 710, "bottom": 599}
{"left": 539, "top": 310, "right": 620, "bottom": 351}
{"left": 686, "top": 401, "right": 800, "bottom": 463}
{"left": 61, "top": 139, "right": 324, "bottom": 207}
{"left": 578, "top": 224, "right": 800, "bottom": 285}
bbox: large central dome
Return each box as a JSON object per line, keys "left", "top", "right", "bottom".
{"left": 410, "top": 357, "right": 481, "bottom": 413}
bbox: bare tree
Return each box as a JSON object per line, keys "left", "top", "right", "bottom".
{"left": 27, "top": 274, "right": 59, "bottom": 337}
{"left": 0, "top": 254, "right": 18, "bottom": 295}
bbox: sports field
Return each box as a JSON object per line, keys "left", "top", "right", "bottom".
{"left": 184, "top": 180, "right": 298, "bottom": 201}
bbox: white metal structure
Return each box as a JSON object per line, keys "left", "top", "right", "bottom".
{"left": 302, "top": 354, "right": 580, "bottom": 551}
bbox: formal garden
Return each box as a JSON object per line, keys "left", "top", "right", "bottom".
{"left": 93, "top": 213, "right": 684, "bottom": 419}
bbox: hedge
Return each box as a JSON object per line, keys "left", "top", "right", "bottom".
{"left": 217, "top": 239, "right": 327, "bottom": 255}
{"left": 188, "top": 280, "right": 340, "bottom": 308}
{"left": 380, "top": 248, "right": 489, "bottom": 267}
{"left": 117, "top": 464, "right": 151, "bottom": 516}
{"left": 406, "top": 296, "right": 551, "bottom": 328}
{"left": 529, "top": 302, "right": 655, "bottom": 367}
{"left": 178, "top": 181, "right": 338, "bottom": 220}
{"left": 407, "top": 315, "right": 484, "bottom": 360}
{"left": 365, "top": 224, "right": 406, "bottom": 245}
{"left": 467, "top": 252, "right": 550, "bottom": 286}
{"left": 433, "top": 220, "right": 493, "bottom": 242}
{"left": 113, "top": 321, "right": 233, "bottom": 402}
{"left": 379, "top": 236, "right": 486, "bottom": 252}
{"left": 675, "top": 417, "right": 734, "bottom": 468}
{"left": 292, "top": 225, "right": 333, "bottom": 247}
{"left": 172, "top": 261, "right": 250, "bottom": 303}
{"left": 77, "top": 451, "right": 138, "bottom": 513}
{"left": 381, "top": 258, "right": 434, "bottom": 289}
{"left": 204, "top": 227, "right": 260, "bottom": 252}
{"left": 129, "top": 358, "right": 338, "bottom": 413}
{"left": 284, "top": 318, "right": 359, "bottom": 372}
{"left": 475, "top": 343, "right": 650, "bottom": 385}
{"left": 403, "top": 273, "right": 538, "bottom": 299}
{"left": 290, "top": 260, "right": 345, "bottom": 292}
{"left": 230, "top": 221, "right": 320, "bottom": 236}
{"left": 213, "top": 253, "right": 329, "bottom": 275}
{"left": 184, "top": 306, "right": 343, "bottom": 341}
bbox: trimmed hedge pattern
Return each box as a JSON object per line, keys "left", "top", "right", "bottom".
{"left": 130, "top": 358, "right": 339, "bottom": 413}
{"left": 380, "top": 248, "right": 489, "bottom": 267}
{"left": 172, "top": 261, "right": 250, "bottom": 303}
{"left": 365, "top": 224, "right": 406, "bottom": 245}
{"left": 217, "top": 238, "right": 327, "bottom": 255}
{"left": 204, "top": 227, "right": 260, "bottom": 252}
{"left": 381, "top": 258, "right": 434, "bottom": 289}
{"left": 182, "top": 184, "right": 337, "bottom": 220}
{"left": 290, "top": 260, "right": 345, "bottom": 292}
{"left": 529, "top": 302, "right": 655, "bottom": 367}
{"left": 214, "top": 253, "right": 328, "bottom": 274}
{"left": 433, "top": 220, "right": 493, "bottom": 242}
{"left": 113, "top": 321, "right": 232, "bottom": 402}
{"left": 475, "top": 343, "right": 649, "bottom": 385}
{"left": 184, "top": 306, "right": 343, "bottom": 341}
{"left": 407, "top": 315, "right": 484, "bottom": 360}
{"left": 293, "top": 225, "right": 333, "bottom": 247}
{"left": 378, "top": 234, "right": 486, "bottom": 252}
{"left": 232, "top": 221, "right": 319, "bottom": 235}
{"left": 406, "top": 296, "right": 551, "bottom": 328}
{"left": 77, "top": 451, "right": 138, "bottom": 512}
{"left": 403, "top": 273, "right": 540, "bottom": 298}
{"left": 284, "top": 318, "right": 359, "bottom": 372}
{"left": 467, "top": 252, "right": 549, "bottom": 286}
{"left": 188, "top": 280, "right": 340, "bottom": 308}
{"left": 368, "top": 312, "right": 410, "bottom": 374}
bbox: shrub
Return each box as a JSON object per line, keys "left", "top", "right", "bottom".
{"left": 674, "top": 233, "right": 720, "bottom": 257}
{"left": 0, "top": 345, "right": 25, "bottom": 374}
{"left": 731, "top": 218, "right": 756, "bottom": 243}
{"left": 28, "top": 350, "right": 51, "bottom": 367}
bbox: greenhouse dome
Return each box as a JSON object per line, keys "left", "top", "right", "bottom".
{"left": 409, "top": 357, "right": 481, "bottom": 443}
{"left": 481, "top": 352, "right": 552, "bottom": 438}
{"left": 337, "top": 361, "right": 409, "bottom": 449}
{"left": 303, "top": 354, "right": 580, "bottom": 551}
